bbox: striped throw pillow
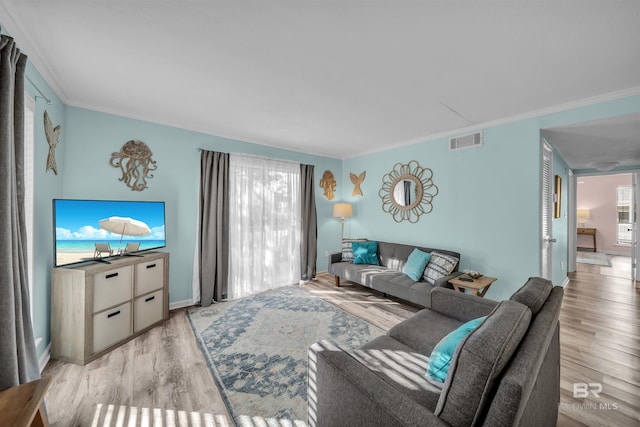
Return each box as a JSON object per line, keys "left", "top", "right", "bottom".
{"left": 423, "top": 252, "right": 459, "bottom": 284}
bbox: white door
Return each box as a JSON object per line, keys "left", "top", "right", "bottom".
{"left": 541, "top": 142, "right": 555, "bottom": 280}
{"left": 633, "top": 172, "right": 640, "bottom": 283}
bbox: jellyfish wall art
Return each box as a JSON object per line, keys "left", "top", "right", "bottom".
{"left": 109, "top": 140, "right": 158, "bottom": 191}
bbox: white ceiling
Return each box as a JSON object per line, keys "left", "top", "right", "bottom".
{"left": 1, "top": 1, "right": 639, "bottom": 159}
{"left": 543, "top": 113, "right": 640, "bottom": 170}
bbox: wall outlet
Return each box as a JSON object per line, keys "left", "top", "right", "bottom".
{"left": 561, "top": 261, "right": 565, "bottom": 271}
{"left": 324, "top": 251, "right": 329, "bottom": 258}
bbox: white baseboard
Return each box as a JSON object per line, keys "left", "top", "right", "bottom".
{"left": 561, "top": 277, "right": 570, "bottom": 289}
{"left": 39, "top": 343, "right": 51, "bottom": 373}
{"left": 169, "top": 299, "right": 197, "bottom": 310}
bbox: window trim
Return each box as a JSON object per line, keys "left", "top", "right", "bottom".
{"left": 24, "top": 93, "right": 35, "bottom": 323}
{"left": 616, "top": 185, "right": 633, "bottom": 245}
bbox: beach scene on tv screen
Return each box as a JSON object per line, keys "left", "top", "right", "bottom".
{"left": 55, "top": 200, "right": 166, "bottom": 266}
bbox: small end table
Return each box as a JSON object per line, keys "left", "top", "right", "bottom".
{"left": 577, "top": 227, "right": 597, "bottom": 252}
{"left": 449, "top": 275, "right": 497, "bottom": 297}
{"left": 0, "top": 377, "right": 51, "bottom": 427}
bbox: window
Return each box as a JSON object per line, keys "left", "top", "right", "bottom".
{"left": 617, "top": 185, "right": 633, "bottom": 245}
{"left": 24, "top": 94, "right": 35, "bottom": 322}
{"left": 228, "top": 155, "right": 301, "bottom": 299}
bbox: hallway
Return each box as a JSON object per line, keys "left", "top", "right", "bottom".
{"left": 557, "top": 257, "right": 639, "bottom": 425}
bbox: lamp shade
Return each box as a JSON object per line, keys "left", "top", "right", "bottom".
{"left": 333, "top": 203, "right": 352, "bottom": 218}
{"left": 577, "top": 209, "right": 590, "bottom": 220}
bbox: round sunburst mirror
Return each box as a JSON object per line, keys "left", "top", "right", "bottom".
{"left": 378, "top": 160, "right": 438, "bottom": 223}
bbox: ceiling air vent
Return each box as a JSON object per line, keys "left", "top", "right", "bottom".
{"left": 449, "top": 131, "right": 482, "bottom": 151}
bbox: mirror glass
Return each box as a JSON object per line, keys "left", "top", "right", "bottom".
{"left": 393, "top": 179, "right": 417, "bottom": 207}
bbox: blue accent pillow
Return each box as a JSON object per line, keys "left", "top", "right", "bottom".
{"left": 352, "top": 241, "right": 380, "bottom": 265}
{"left": 402, "top": 249, "right": 432, "bottom": 281}
{"left": 426, "top": 316, "right": 487, "bottom": 384}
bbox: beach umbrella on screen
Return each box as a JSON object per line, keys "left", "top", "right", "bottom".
{"left": 99, "top": 216, "right": 151, "bottom": 252}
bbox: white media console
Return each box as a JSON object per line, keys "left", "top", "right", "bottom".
{"left": 51, "top": 251, "right": 169, "bottom": 365}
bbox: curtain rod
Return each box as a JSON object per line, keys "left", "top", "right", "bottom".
{"left": 24, "top": 74, "right": 53, "bottom": 105}
{"left": 1, "top": 28, "right": 53, "bottom": 105}
{"left": 197, "top": 148, "right": 300, "bottom": 165}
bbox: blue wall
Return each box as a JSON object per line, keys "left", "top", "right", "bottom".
{"left": 60, "top": 107, "right": 341, "bottom": 306}
{"left": 342, "top": 120, "right": 542, "bottom": 301}
{"left": 342, "top": 95, "right": 640, "bottom": 300}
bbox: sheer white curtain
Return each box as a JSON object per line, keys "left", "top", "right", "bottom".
{"left": 228, "top": 155, "right": 301, "bottom": 299}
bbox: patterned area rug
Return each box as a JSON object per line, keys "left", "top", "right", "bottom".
{"left": 577, "top": 251, "right": 612, "bottom": 266}
{"left": 187, "top": 285, "right": 385, "bottom": 426}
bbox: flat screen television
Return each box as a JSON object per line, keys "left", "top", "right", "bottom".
{"left": 53, "top": 199, "right": 166, "bottom": 267}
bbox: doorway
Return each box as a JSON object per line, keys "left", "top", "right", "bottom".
{"left": 573, "top": 172, "right": 637, "bottom": 281}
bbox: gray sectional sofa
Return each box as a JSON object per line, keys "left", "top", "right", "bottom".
{"left": 328, "top": 240, "right": 462, "bottom": 307}
{"left": 309, "top": 277, "right": 563, "bottom": 427}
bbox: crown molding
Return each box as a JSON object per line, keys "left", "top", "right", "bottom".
{"left": 345, "top": 86, "right": 640, "bottom": 160}
{"left": 0, "top": 2, "right": 68, "bottom": 103}
{"left": 65, "top": 98, "right": 342, "bottom": 161}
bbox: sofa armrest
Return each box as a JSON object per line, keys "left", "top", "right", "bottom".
{"left": 309, "top": 341, "right": 448, "bottom": 427}
{"left": 432, "top": 271, "right": 463, "bottom": 288}
{"left": 328, "top": 252, "right": 342, "bottom": 267}
{"left": 429, "top": 287, "right": 498, "bottom": 323}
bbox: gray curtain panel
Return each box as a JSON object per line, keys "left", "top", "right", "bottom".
{"left": 300, "top": 164, "right": 317, "bottom": 280}
{"left": 199, "top": 150, "right": 230, "bottom": 305}
{"left": 0, "top": 35, "right": 40, "bottom": 390}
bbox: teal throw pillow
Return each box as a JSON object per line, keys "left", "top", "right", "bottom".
{"left": 352, "top": 241, "right": 380, "bottom": 265}
{"left": 402, "top": 249, "right": 432, "bottom": 281}
{"left": 426, "top": 316, "right": 487, "bottom": 384}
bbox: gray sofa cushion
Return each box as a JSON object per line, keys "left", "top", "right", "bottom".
{"left": 370, "top": 272, "right": 437, "bottom": 306}
{"left": 435, "top": 300, "right": 532, "bottom": 426}
{"left": 329, "top": 262, "right": 388, "bottom": 288}
{"left": 361, "top": 335, "right": 417, "bottom": 353}
{"left": 377, "top": 241, "right": 460, "bottom": 273}
{"left": 430, "top": 287, "right": 498, "bottom": 323}
{"left": 348, "top": 347, "right": 442, "bottom": 410}
{"left": 510, "top": 276, "right": 553, "bottom": 315}
{"left": 310, "top": 341, "right": 447, "bottom": 427}
{"left": 388, "top": 309, "right": 464, "bottom": 355}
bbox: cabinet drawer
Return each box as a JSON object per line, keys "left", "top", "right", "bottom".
{"left": 134, "top": 289, "right": 164, "bottom": 333}
{"left": 93, "top": 266, "right": 133, "bottom": 313}
{"left": 92, "top": 302, "right": 131, "bottom": 354}
{"left": 135, "top": 258, "right": 164, "bottom": 296}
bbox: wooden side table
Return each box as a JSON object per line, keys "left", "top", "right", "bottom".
{"left": 449, "top": 275, "right": 497, "bottom": 297}
{"left": 0, "top": 377, "right": 51, "bottom": 427}
{"left": 577, "top": 227, "right": 597, "bottom": 252}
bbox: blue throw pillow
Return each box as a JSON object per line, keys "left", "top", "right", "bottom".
{"left": 426, "top": 316, "right": 487, "bottom": 384}
{"left": 402, "top": 249, "right": 432, "bottom": 281}
{"left": 352, "top": 241, "right": 380, "bottom": 265}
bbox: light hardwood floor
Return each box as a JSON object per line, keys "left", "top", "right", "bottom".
{"left": 42, "top": 310, "right": 233, "bottom": 426}
{"left": 42, "top": 264, "right": 639, "bottom": 426}
{"left": 557, "top": 256, "right": 640, "bottom": 426}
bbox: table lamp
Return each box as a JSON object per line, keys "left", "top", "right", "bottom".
{"left": 577, "top": 209, "right": 590, "bottom": 228}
